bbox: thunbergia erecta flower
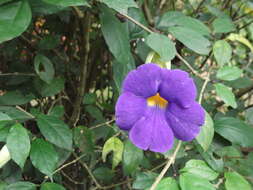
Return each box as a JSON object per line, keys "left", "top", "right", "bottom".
{"left": 115, "top": 63, "right": 205, "bottom": 153}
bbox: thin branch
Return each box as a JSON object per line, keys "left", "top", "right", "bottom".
{"left": 198, "top": 74, "right": 210, "bottom": 104}
{"left": 16, "top": 106, "right": 35, "bottom": 119}
{"left": 69, "top": 11, "right": 91, "bottom": 127}
{"left": 193, "top": 0, "right": 207, "bottom": 15}
{"left": 90, "top": 119, "right": 115, "bottom": 129}
{"left": 149, "top": 141, "right": 182, "bottom": 190}
{"left": 0, "top": 73, "right": 35, "bottom": 76}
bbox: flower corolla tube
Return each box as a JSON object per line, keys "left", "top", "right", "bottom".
{"left": 115, "top": 63, "right": 205, "bottom": 153}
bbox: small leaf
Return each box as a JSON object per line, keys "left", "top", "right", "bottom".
{"left": 156, "top": 177, "right": 180, "bottom": 190}
{"left": 196, "top": 112, "right": 214, "bottom": 152}
{"left": 225, "top": 172, "right": 251, "bottom": 190}
{"left": 6, "top": 124, "right": 30, "bottom": 168}
{"left": 213, "top": 17, "right": 235, "bottom": 33}
{"left": 227, "top": 33, "right": 253, "bottom": 53}
{"left": 179, "top": 173, "right": 215, "bottom": 190}
{"left": 145, "top": 33, "right": 176, "bottom": 61}
{"left": 214, "top": 117, "right": 253, "bottom": 147}
{"left": 102, "top": 0, "right": 138, "bottom": 14}
{"left": 132, "top": 172, "right": 158, "bottom": 189}
{"left": 169, "top": 26, "right": 210, "bottom": 55}
{"left": 214, "top": 83, "right": 237, "bottom": 108}
{"left": 36, "top": 114, "right": 72, "bottom": 150}
{"left": 42, "top": 0, "right": 89, "bottom": 7}
{"left": 6, "top": 182, "right": 36, "bottom": 190}
{"left": 213, "top": 40, "right": 232, "bottom": 66}
{"left": 123, "top": 140, "right": 143, "bottom": 175}
{"left": 40, "top": 182, "right": 66, "bottom": 190}
{"left": 93, "top": 167, "right": 115, "bottom": 183}
{"left": 73, "top": 126, "right": 94, "bottom": 154}
{"left": 180, "top": 159, "right": 219, "bottom": 180}
{"left": 34, "top": 54, "right": 55, "bottom": 84}
{"left": 217, "top": 66, "right": 242, "bottom": 81}
{"left": 102, "top": 137, "right": 124, "bottom": 169}
{"left": 0, "top": 0, "right": 32, "bottom": 43}
{"left": 30, "top": 139, "right": 58, "bottom": 177}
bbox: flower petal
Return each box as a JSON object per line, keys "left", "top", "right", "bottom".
{"left": 123, "top": 63, "right": 162, "bottom": 97}
{"left": 159, "top": 69, "right": 197, "bottom": 108}
{"left": 115, "top": 92, "right": 146, "bottom": 130}
{"left": 129, "top": 108, "right": 174, "bottom": 153}
{"left": 166, "top": 102, "right": 205, "bottom": 141}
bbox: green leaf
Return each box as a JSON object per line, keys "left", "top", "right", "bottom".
{"left": 156, "top": 177, "right": 180, "bottom": 190}
{"left": 217, "top": 66, "right": 242, "bottom": 81}
{"left": 73, "top": 126, "right": 94, "bottom": 154}
{"left": 214, "top": 83, "right": 237, "bottom": 108}
{"left": 123, "top": 140, "right": 143, "bottom": 175}
{"left": 245, "top": 107, "right": 253, "bottom": 125}
{"left": 101, "top": 0, "right": 138, "bottom": 14}
{"left": 180, "top": 159, "right": 219, "bottom": 180}
{"left": 34, "top": 54, "right": 55, "bottom": 84}
{"left": 0, "top": 0, "right": 32, "bottom": 43}
{"left": 36, "top": 114, "right": 72, "bottom": 150}
{"left": 29, "top": 0, "right": 66, "bottom": 15}
{"left": 196, "top": 112, "right": 214, "bottom": 152}
{"left": 213, "top": 17, "right": 235, "bottom": 34}
{"left": 38, "top": 35, "right": 60, "bottom": 50}
{"left": 158, "top": 12, "right": 210, "bottom": 36}
{"left": 145, "top": 33, "right": 176, "bottom": 61}
{"left": 169, "top": 26, "right": 210, "bottom": 55}
{"left": 40, "top": 182, "right": 66, "bottom": 190}
{"left": 83, "top": 93, "right": 97, "bottom": 105}
{"left": 48, "top": 106, "right": 64, "bottom": 118}
{"left": 93, "top": 167, "right": 115, "bottom": 183}
{"left": 179, "top": 173, "right": 215, "bottom": 190}
{"left": 6, "top": 124, "right": 30, "bottom": 168}
{"left": 0, "top": 91, "right": 35, "bottom": 106}
{"left": 214, "top": 117, "right": 253, "bottom": 147}
{"left": 0, "top": 112, "right": 12, "bottom": 122}
{"left": 30, "top": 139, "right": 58, "bottom": 177}
{"left": 0, "top": 106, "right": 34, "bottom": 121}
{"left": 5, "top": 182, "right": 36, "bottom": 190}
{"left": 132, "top": 172, "right": 158, "bottom": 189}
{"left": 42, "top": 0, "right": 88, "bottom": 7}
{"left": 34, "top": 77, "right": 65, "bottom": 97}
{"left": 100, "top": 6, "right": 135, "bottom": 91}
{"left": 213, "top": 40, "right": 232, "bottom": 66}
{"left": 102, "top": 137, "right": 124, "bottom": 169}
{"left": 225, "top": 172, "right": 251, "bottom": 190}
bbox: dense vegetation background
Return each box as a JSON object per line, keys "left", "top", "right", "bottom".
{"left": 0, "top": 0, "right": 253, "bottom": 189}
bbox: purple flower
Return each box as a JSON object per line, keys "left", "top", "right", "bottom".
{"left": 115, "top": 64, "right": 205, "bottom": 153}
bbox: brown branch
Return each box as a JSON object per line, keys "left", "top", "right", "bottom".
{"left": 69, "top": 10, "right": 91, "bottom": 127}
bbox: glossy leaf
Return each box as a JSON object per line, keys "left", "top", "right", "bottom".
{"left": 30, "top": 139, "right": 58, "bottom": 177}
{"left": 42, "top": 0, "right": 88, "bottom": 7}
{"left": 225, "top": 172, "right": 251, "bottom": 190}
{"left": 102, "top": 137, "right": 124, "bottom": 169}
{"left": 40, "top": 182, "right": 66, "bottom": 190}
{"left": 213, "top": 40, "right": 232, "bottom": 66}
{"left": 214, "top": 83, "right": 237, "bottom": 108}
{"left": 0, "top": 91, "right": 35, "bottom": 106}
{"left": 179, "top": 173, "right": 215, "bottom": 190}
{"left": 123, "top": 140, "right": 143, "bottom": 175}
{"left": 93, "top": 167, "right": 115, "bottom": 183}
{"left": 102, "top": 0, "right": 138, "bottom": 14}
{"left": 180, "top": 159, "right": 219, "bottom": 180}
{"left": 169, "top": 26, "right": 210, "bottom": 55}
{"left": 6, "top": 182, "right": 36, "bottom": 190}
{"left": 34, "top": 54, "right": 55, "bottom": 84}
{"left": 0, "top": 0, "right": 32, "bottom": 43}
{"left": 217, "top": 66, "right": 242, "bottom": 81}
{"left": 215, "top": 117, "right": 253, "bottom": 147}
{"left": 145, "top": 33, "right": 176, "bottom": 61}
{"left": 132, "top": 172, "right": 158, "bottom": 189}
{"left": 6, "top": 124, "right": 30, "bottom": 168}
{"left": 213, "top": 17, "right": 235, "bottom": 33}
{"left": 36, "top": 114, "right": 72, "bottom": 150}
{"left": 156, "top": 177, "right": 180, "bottom": 190}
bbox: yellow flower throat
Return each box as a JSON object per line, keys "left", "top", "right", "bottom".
{"left": 147, "top": 93, "right": 168, "bottom": 108}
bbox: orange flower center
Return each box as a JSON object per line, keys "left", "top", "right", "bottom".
{"left": 147, "top": 93, "right": 168, "bottom": 108}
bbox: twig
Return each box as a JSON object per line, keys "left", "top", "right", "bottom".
{"left": 198, "top": 74, "right": 210, "bottom": 104}
{"left": 193, "top": 0, "right": 207, "bottom": 15}
{"left": 176, "top": 53, "right": 207, "bottom": 80}
{"left": 0, "top": 73, "right": 35, "bottom": 76}
{"left": 16, "top": 106, "right": 35, "bottom": 119}
{"left": 120, "top": 13, "right": 154, "bottom": 34}
{"left": 69, "top": 11, "right": 91, "bottom": 127}
{"left": 90, "top": 119, "right": 115, "bottom": 129}
{"left": 149, "top": 141, "right": 182, "bottom": 190}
